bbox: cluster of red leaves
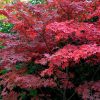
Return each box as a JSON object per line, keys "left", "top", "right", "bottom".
{"left": 76, "top": 80, "right": 100, "bottom": 100}
{"left": 0, "top": 0, "right": 100, "bottom": 99}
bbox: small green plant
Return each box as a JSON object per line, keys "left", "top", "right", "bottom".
{"left": 0, "top": 21, "right": 13, "bottom": 33}
{"left": 30, "top": 0, "right": 45, "bottom": 4}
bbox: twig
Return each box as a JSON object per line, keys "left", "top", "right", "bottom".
{"left": 67, "top": 92, "right": 75, "bottom": 100}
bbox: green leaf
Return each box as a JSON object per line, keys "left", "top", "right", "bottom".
{"left": 0, "top": 45, "right": 5, "bottom": 49}
{"left": 15, "top": 63, "right": 23, "bottom": 70}
{"left": 0, "top": 42, "right": 5, "bottom": 49}
{"left": 20, "top": 93, "right": 27, "bottom": 100}
{"left": 29, "top": 89, "right": 37, "bottom": 97}
{"left": 0, "top": 69, "right": 8, "bottom": 75}
{"left": 30, "top": 0, "right": 45, "bottom": 4}
{"left": 0, "top": 21, "right": 13, "bottom": 33}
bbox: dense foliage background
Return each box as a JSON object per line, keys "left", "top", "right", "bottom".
{"left": 0, "top": 0, "right": 100, "bottom": 100}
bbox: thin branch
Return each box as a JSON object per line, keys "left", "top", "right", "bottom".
{"left": 67, "top": 92, "right": 75, "bottom": 100}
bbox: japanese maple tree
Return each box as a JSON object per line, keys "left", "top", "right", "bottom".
{"left": 0, "top": 0, "right": 100, "bottom": 100}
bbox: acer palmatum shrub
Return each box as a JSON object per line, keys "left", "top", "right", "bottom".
{"left": 0, "top": 0, "right": 100, "bottom": 99}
